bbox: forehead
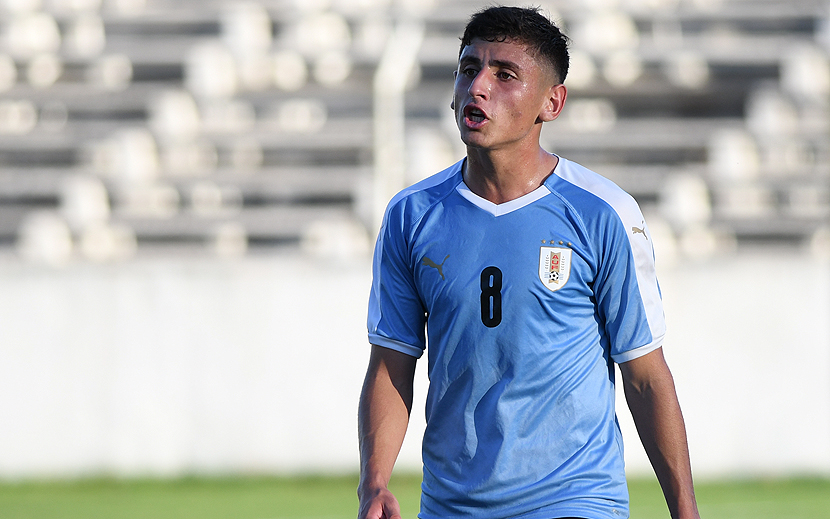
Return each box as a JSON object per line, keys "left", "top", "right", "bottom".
{"left": 458, "top": 37, "right": 538, "bottom": 67}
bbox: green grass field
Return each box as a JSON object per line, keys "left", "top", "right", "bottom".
{"left": 1, "top": 474, "right": 828, "bottom": 519}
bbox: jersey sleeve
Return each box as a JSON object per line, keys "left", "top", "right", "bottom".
{"left": 367, "top": 199, "right": 427, "bottom": 358}
{"left": 593, "top": 195, "right": 666, "bottom": 364}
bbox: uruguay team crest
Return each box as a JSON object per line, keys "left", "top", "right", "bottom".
{"left": 539, "top": 247, "right": 572, "bottom": 291}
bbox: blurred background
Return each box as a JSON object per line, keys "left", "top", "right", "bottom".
{"left": 0, "top": 0, "right": 827, "bottom": 484}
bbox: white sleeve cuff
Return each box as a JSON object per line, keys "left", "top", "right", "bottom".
{"left": 612, "top": 339, "right": 663, "bottom": 364}
{"left": 368, "top": 334, "right": 424, "bottom": 358}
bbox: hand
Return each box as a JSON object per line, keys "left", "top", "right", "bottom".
{"left": 358, "top": 486, "right": 403, "bottom": 519}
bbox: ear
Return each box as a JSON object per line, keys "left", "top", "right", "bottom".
{"left": 450, "top": 69, "right": 458, "bottom": 110}
{"left": 538, "top": 83, "right": 567, "bottom": 123}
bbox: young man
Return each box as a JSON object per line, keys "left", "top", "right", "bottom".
{"left": 358, "top": 6, "right": 700, "bottom": 519}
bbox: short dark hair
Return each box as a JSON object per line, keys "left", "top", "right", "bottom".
{"left": 459, "top": 6, "right": 570, "bottom": 84}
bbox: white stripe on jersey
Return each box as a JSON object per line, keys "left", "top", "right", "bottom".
{"left": 553, "top": 157, "right": 665, "bottom": 362}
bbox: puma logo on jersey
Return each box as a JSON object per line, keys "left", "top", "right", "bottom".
{"left": 632, "top": 222, "right": 648, "bottom": 240}
{"left": 422, "top": 254, "right": 449, "bottom": 280}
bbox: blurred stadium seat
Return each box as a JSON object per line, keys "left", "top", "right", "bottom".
{"left": 0, "top": 0, "right": 826, "bottom": 261}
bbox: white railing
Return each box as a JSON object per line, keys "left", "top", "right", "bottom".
{"left": 372, "top": 20, "right": 425, "bottom": 232}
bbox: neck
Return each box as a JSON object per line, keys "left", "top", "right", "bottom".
{"left": 464, "top": 145, "right": 558, "bottom": 205}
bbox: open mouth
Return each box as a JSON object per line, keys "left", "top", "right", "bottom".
{"left": 465, "top": 106, "right": 487, "bottom": 124}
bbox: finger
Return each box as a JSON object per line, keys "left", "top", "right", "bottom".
{"left": 384, "top": 500, "right": 403, "bottom": 519}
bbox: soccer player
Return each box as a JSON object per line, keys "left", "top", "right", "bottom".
{"left": 358, "top": 6, "right": 700, "bottom": 519}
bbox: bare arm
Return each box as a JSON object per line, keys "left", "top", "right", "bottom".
{"left": 357, "top": 344, "right": 418, "bottom": 519}
{"left": 619, "top": 347, "right": 700, "bottom": 519}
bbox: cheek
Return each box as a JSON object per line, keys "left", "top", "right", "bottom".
{"left": 504, "top": 94, "right": 533, "bottom": 123}
{"left": 452, "top": 81, "right": 467, "bottom": 107}
{"left": 516, "top": 89, "right": 548, "bottom": 123}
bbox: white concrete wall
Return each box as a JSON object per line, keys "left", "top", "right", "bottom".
{"left": 0, "top": 251, "right": 828, "bottom": 479}
{"left": 621, "top": 252, "right": 830, "bottom": 478}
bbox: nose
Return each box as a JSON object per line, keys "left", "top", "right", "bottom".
{"left": 468, "top": 69, "right": 490, "bottom": 100}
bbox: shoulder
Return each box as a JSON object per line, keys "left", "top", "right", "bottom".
{"left": 382, "top": 159, "right": 464, "bottom": 228}
{"left": 546, "top": 157, "right": 644, "bottom": 230}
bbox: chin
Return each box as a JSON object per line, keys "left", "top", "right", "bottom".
{"left": 459, "top": 131, "right": 487, "bottom": 148}
{"left": 463, "top": 138, "right": 497, "bottom": 152}
{"left": 461, "top": 138, "right": 484, "bottom": 150}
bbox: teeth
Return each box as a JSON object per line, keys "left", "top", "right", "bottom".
{"left": 468, "top": 109, "right": 485, "bottom": 122}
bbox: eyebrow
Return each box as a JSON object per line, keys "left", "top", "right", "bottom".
{"left": 490, "top": 59, "right": 522, "bottom": 71}
{"left": 459, "top": 55, "right": 523, "bottom": 72}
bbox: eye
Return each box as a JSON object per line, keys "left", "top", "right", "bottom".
{"left": 496, "top": 70, "right": 515, "bottom": 81}
{"left": 462, "top": 67, "right": 478, "bottom": 78}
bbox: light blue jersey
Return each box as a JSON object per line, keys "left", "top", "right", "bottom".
{"left": 368, "top": 157, "right": 665, "bottom": 519}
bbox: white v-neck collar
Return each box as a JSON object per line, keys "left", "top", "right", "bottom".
{"left": 456, "top": 181, "right": 551, "bottom": 217}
